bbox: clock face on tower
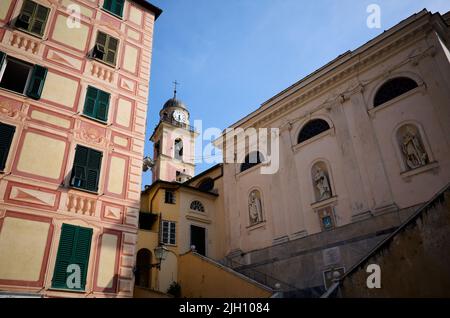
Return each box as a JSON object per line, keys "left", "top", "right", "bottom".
{"left": 173, "top": 110, "right": 187, "bottom": 123}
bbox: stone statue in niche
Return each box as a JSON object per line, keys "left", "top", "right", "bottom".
{"left": 249, "top": 191, "right": 263, "bottom": 225}
{"left": 313, "top": 166, "right": 332, "bottom": 201}
{"left": 400, "top": 127, "right": 429, "bottom": 170}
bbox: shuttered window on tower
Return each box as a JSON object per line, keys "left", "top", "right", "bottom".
{"left": 15, "top": 0, "right": 50, "bottom": 37}
{"left": 52, "top": 224, "right": 93, "bottom": 290}
{"left": 70, "top": 145, "right": 102, "bottom": 193}
{"left": 92, "top": 31, "right": 119, "bottom": 66}
{"left": 83, "top": 86, "right": 110, "bottom": 122}
{"left": 0, "top": 123, "right": 16, "bottom": 171}
{"left": 103, "top": 0, "right": 125, "bottom": 18}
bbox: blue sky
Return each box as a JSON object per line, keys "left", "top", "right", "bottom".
{"left": 142, "top": 0, "right": 450, "bottom": 187}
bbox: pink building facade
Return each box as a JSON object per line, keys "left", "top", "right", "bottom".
{"left": 0, "top": 0, "right": 160, "bottom": 297}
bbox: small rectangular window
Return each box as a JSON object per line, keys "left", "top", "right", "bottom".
{"left": 83, "top": 86, "right": 110, "bottom": 122}
{"left": 92, "top": 31, "right": 119, "bottom": 66}
{"left": 0, "top": 122, "right": 16, "bottom": 171}
{"left": 52, "top": 224, "right": 92, "bottom": 290}
{"left": 15, "top": 0, "right": 50, "bottom": 37}
{"left": 161, "top": 221, "right": 176, "bottom": 245}
{"left": 103, "top": 0, "right": 125, "bottom": 18}
{"left": 70, "top": 145, "right": 102, "bottom": 193}
{"left": 164, "top": 190, "right": 175, "bottom": 204}
{"left": 0, "top": 52, "right": 47, "bottom": 99}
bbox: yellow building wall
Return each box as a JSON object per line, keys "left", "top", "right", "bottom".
{"left": 0, "top": 217, "right": 50, "bottom": 281}
{"left": 136, "top": 230, "right": 159, "bottom": 290}
{"left": 138, "top": 185, "right": 181, "bottom": 293}
{"left": 178, "top": 252, "right": 272, "bottom": 298}
{"left": 159, "top": 252, "right": 177, "bottom": 293}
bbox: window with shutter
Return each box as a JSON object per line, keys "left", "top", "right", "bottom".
{"left": 103, "top": 0, "right": 125, "bottom": 18}
{"left": 70, "top": 146, "right": 102, "bottom": 193}
{"left": 52, "top": 224, "right": 93, "bottom": 290}
{"left": 0, "top": 123, "right": 16, "bottom": 171}
{"left": 93, "top": 31, "right": 119, "bottom": 67}
{"left": 15, "top": 0, "right": 50, "bottom": 37}
{"left": 83, "top": 86, "right": 110, "bottom": 122}
{"left": 0, "top": 53, "right": 47, "bottom": 99}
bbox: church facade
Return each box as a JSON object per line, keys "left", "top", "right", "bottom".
{"left": 139, "top": 9, "right": 450, "bottom": 297}
{"left": 218, "top": 9, "right": 450, "bottom": 295}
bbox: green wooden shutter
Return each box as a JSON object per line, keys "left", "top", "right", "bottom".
{"left": 26, "top": 65, "right": 47, "bottom": 100}
{"left": 71, "top": 146, "right": 102, "bottom": 192}
{"left": 72, "top": 227, "right": 93, "bottom": 289}
{"left": 114, "top": 0, "right": 125, "bottom": 17}
{"left": 96, "top": 90, "right": 110, "bottom": 122}
{"left": 71, "top": 145, "right": 88, "bottom": 188}
{"left": 86, "top": 149, "right": 102, "bottom": 192}
{"left": 103, "top": 0, "right": 113, "bottom": 11}
{"left": 15, "top": 0, "right": 36, "bottom": 31}
{"left": 103, "top": 0, "right": 124, "bottom": 17}
{"left": 83, "top": 87, "right": 109, "bottom": 122}
{"left": 52, "top": 224, "right": 77, "bottom": 289}
{"left": 52, "top": 224, "right": 92, "bottom": 290}
{"left": 0, "top": 123, "right": 16, "bottom": 171}
{"left": 83, "top": 86, "right": 98, "bottom": 117}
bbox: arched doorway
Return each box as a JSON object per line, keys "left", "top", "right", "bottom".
{"left": 135, "top": 248, "right": 152, "bottom": 288}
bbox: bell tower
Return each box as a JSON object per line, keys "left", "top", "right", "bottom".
{"left": 150, "top": 83, "right": 197, "bottom": 183}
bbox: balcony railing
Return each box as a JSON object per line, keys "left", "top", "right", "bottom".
{"left": 160, "top": 115, "right": 196, "bottom": 133}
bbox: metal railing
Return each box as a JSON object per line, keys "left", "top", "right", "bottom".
{"left": 224, "top": 257, "right": 305, "bottom": 295}
{"left": 160, "top": 115, "right": 196, "bottom": 133}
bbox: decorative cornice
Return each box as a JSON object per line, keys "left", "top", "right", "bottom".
{"left": 232, "top": 17, "right": 434, "bottom": 130}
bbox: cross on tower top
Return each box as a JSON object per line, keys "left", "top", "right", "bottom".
{"left": 173, "top": 80, "right": 179, "bottom": 98}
